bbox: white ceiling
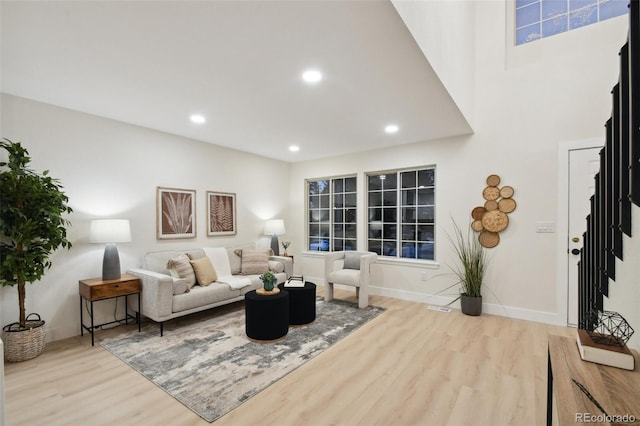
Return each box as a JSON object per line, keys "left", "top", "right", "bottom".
{"left": 1, "top": 0, "right": 472, "bottom": 163}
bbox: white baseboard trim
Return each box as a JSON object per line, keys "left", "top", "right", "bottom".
{"left": 308, "top": 277, "right": 563, "bottom": 326}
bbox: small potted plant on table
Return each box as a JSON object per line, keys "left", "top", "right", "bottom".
{"left": 259, "top": 271, "right": 277, "bottom": 292}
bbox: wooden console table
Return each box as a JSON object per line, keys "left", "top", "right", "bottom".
{"left": 547, "top": 335, "right": 640, "bottom": 425}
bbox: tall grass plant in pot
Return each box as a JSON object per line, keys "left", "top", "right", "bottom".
{"left": 0, "top": 139, "right": 72, "bottom": 361}
{"left": 446, "top": 220, "right": 487, "bottom": 316}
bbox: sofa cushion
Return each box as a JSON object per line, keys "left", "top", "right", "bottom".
{"left": 239, "top": 248, "right": 270, "bottom": 275}
{"left": 268, "top": 260, "right": 285, "bottom": 273}
{"left": 172, "top": 283, "right": 241, "bottom": 312}
{"left": 190, "top": 256, "right": 217, "bottom": 286}
{"left": 329, "top": 269, "right": 361, "bottom": 286}
{"left": 344, "top": 252, "right": 361, "bottom": 270}
{"left": 166, "top": 254, "right": 196, "bottom": 289}
{"left": 172, "top": 277, "right": 189, "bottom": 295}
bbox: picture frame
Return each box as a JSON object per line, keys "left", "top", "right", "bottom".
{"left": 157, "top": 187, "right": 196, "bottom": 239}
{"left": 207, "top": 191, "right": 236, "bottom": 236}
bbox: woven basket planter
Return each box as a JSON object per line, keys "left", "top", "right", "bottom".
{"left": 3, "top": 313, "right": 46, "bottom": 362}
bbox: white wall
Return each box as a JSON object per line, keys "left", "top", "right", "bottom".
{"left": 291, "top": 3, "right": 631, "bottom": 332}
{"left": 0, "top": 94, "right": 291, "bottom": 341}
{"left": 392, "top": 0, "right": 476, "bottom": 127}
{"left": 2, "top": 2, "right": 637, "bottom": 351}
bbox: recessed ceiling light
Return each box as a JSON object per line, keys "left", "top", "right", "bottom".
{"left": 385, "top": 124, "right": 399, "bottom": 134}
{"left": 289, "top": 145, "right": 300, "bottom": 152}
{"left": 302, "top": 69, "right": 323, "bottom": 84}
{"left": 190, "top": 114, "right": 206, "bottom": 124}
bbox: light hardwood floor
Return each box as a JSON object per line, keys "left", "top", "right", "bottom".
{"left": 4, "top": 290, "right": 574, "bottom": 426}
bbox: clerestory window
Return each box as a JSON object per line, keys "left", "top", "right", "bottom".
{"left": 515, "top": 0, "right": 628, "bottom": 45}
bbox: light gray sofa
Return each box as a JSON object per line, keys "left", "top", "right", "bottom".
{"left": 127, "top": 247, "right": 292, "bottom": 335}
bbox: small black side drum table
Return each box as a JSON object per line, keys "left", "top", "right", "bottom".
{"left": 245, "top": 289, "right": 289, "bottom": 341}
{"left": 278, "top": 281, "right": 316, "bottom": 325}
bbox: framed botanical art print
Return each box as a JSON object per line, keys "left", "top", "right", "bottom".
{"left": 207, "top": 191, "right": 236, "bottom": 236}
{"left": 157, "top": 187, "right": 196, "bottom": 239}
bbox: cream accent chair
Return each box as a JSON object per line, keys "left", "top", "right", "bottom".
{"left": 324, "top": 251, "right": 377, "bottom": 308}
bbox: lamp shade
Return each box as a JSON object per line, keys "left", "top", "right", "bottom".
{"left": 90, "top": 219, "right": 132, "bottom": 244}
{"left": 264, "top": 219, "right": 285, "bottom": 236}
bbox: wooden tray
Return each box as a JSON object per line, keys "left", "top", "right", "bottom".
{"left": 481, "top": 210, "right": 509, "bottom": 232}
{"left": 498, "top": 198, "right": 517, "bottom": 213}
{"left": 486, "top": 174, "right": 501, "bottom": 186}
{"left": 471, "top": 206, "right": 486, "bottom": 220}
{"left": 256, "top": 287, "right": 280, "bottom": 296}
{"left": 478, "top": 231, "right": 500, "bottom": 248}
{"left": 500, "top": 185, "right": 514, "bottom": 198}
{"left": 482, "top": 186, "right": 500, "bottom": 201}
{"left": 471, "top": 220, "right": 484, "bottom": 232}
{"left": 484, "top": 200, "right": 498, "bottom": 211}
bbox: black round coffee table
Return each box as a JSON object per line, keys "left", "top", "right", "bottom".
{"left": 245, "top": 289, "right": 289, "bottom": 341}
{"left": 278, "top": 281, "right": 316, "bottom": 325}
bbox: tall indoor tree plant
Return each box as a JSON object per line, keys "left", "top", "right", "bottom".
{"left": 0, "top": 139, "right": 72, "bottom": 361}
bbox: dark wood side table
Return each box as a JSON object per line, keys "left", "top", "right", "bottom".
{"left": 79, "top": 273, "right": 141, "bottom": 346}
{"left": 547, "top": 334, "right": 640, "bottom": 426}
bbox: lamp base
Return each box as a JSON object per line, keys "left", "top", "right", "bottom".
{"left": 102, "top": 243, "right": 122, "bottom": 280}
{"left": 270, "top": 234, "right": 280, "bottom": 256}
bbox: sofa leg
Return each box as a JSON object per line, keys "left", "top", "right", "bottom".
{"left": 160, "top": 322, "right": 164, "bottom": 337}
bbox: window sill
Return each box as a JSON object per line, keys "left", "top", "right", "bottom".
{"left": 302, "top": 251, "right": 440, "bottom": 269}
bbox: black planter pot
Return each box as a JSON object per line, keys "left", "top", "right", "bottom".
{"left": 460, "top": 294, "right": 482, "bottom": 316}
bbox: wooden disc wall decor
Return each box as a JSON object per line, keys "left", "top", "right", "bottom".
{"left": 500, "top": 186, "right": 514, "bottom": 198}
{"left": 482, "top": 186, "right": 500, "bottom": 201}
{"left": 498, "top": 198, "right": 517, "bottom": 213}
{"left": 484, "top": 200, "right": 498, "bottom": 211}
{"left": 481, "top": 210, "right": 509, "bottom": 232}
{"left": 471, "top": 206, "right": 486, "bottom": 220}
{"left": 486, "top": 174, "right": 501, "bottom": 186}
{"left": 471, "top": 220, "right": 484, "bottom": 232}
{"left": 469, "top": 175, "right": 517, "bottom": 248}
{"left": 479, "top": 231, "right": 500, "bottom": 248}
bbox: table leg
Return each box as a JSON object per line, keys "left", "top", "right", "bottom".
{"left": 80, "top": 296, "right": 84, "bottom": 336}
{"left": 138, "top": 293, "right": 141, "bottom": 333}
{"left": 547, "top": 348, "right": 553, "bottom": 426}
{"left": 125, "top": 295, "right": 129, "bottom": 325}
{"left": 90, "top": 300, "right": 95, "bottom": 346}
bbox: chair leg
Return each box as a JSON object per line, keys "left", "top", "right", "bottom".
{"left": 325, "top": 282, "right": 334, "bottom": 302}
{"left": 358, "top": 287, "right": 368, "bottom": 309}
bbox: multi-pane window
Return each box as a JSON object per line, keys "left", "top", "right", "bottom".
{"left": 307, "top": 176, "right": 357, "bottom": 252}
{"left": 515, "top": 0, "right": 628, "bottom": 46}
{"left": 367, "top": 167, "right": 435, "bottom": 260}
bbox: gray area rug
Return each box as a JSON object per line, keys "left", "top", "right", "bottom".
{"left": 100, "top": 297, "right": 384, "bottom": 423}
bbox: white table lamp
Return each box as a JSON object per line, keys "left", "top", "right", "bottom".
{"left": 264, "top": 219, "right": 285, "bottom": 255}
{"left": 90, "top": 219, "right": 132, "bottom": 280}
